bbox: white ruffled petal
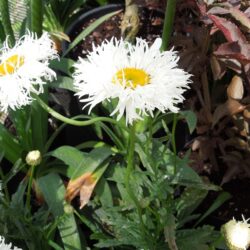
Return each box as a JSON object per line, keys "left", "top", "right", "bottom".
{"left": 73, "top": 37, "right": 191, "bottom": 125}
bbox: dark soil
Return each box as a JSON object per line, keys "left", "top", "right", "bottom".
{"left": 67, "top": 6, "right": 164, "bottom": 60}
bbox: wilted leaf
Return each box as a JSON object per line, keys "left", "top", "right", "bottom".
{"left": 210, "top": 55, "right": 226, "bottom": 80}
{"left": 219, "top": 58, "right": 242, "bottom": 73}
{"left": 227, "top": 75, "right": 244, "bottom": 100}
{"left": 207, "top": 7, "right": 229, "bottom": 15}
{"left": 221, "top": 152, "right": 243, "bottom": 185}
{"left": 229, "top": 7, "right": 250, "bottom": 32}
{"left": 224, "top": 137, "right": 248, "bottom": 150}
{"left": 214, "top": 42, "right": 250, "bottom": 64}
{"left": 65, "top": 161, "right": 109, "bottom": 209}
{"left": 243, "top": 107, "right": 250, "bottom": 120}
{"left": 208, "top": 14, "right": 247, "bottom": 44}
{"left": 212, "top": 99, "right": 246, "bottom": 127}
{"left": 66, "top": 172, "right": 97, "bottom": 209}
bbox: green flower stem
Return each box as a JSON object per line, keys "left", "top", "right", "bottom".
{"left": 125, "top": 124, "right": 147, "bottom": 237}
{"left": 161, "top": 0, "right": 177, "bottom": 51}
{"left": 34, "top": 94, "right": 120, "bottom": 127}
{"left": 26, "top": 165, "right": 35, "bottom": 211}
{"left": 0, "top": 0, "right": 15, "bottom": 46}
{"left": 31, "top": 0, "right": 43, "bottom": 36}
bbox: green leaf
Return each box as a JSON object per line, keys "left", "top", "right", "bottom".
{"left": 96, "top": 0, "right": 108, "bottom": 5}
{"left": 176, "top": 187, "right": 208, "bottom": 225}
{"left": 49, "top": 76, "right": 76, "bottom": 92}
{"left": 164, "top": 214, "right": 178, "bottom": 250}
{"left": 30, "top": 0, "right": 43, "bottom": 36}
{"left": 194, "top": 192, "right": 231, "bottom": 227}
{"left": 50, "top": 57, "right": 75, "bottom": 76}
{"left": 0, "top": 0, "right": 15, "bottom": 46}
{"left": 37, "top": 173, "right": 84, "bottom": 250}
{"left": 180, "top": 110, "right": 197, "bottom": 134}
{"left": 9, "top": 107, "right": 32, "bottom": 151}
{"left": 51, "top": 146, "right": 112, "bottom": 178}
{"left": 95, "top": 177, "right": 113, "bottom": 207}
{"left": 30, "top": 96, "right": 48, "bottom": 152}
{"left": 0, "top": 21, "right": 6, "bottom": 42}
{"left": 2, "top": 159, "right": 24, "bottom": 187}
{"left": 63, "top": 10, "right": 121, "bottom": 56}
{"left": 0, "top": 123, "right": 22, "bottom": 163}
{"left": 176, "top": 226, "right": 220, "bottom": 250}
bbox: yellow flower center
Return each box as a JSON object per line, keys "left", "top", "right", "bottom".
{"left": 113, "top": 68, "right": 150, "bottom": 89}
{"left": 0, "top": 54, "right": 25, "bottom": 76}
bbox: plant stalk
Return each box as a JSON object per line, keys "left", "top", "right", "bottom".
{"left": 161, "top": 0, "right": 177, "bottom": 51}
{"left": 34, "top": 94, "right": 126, "bottom": 129}
{"left": 26, "top": 165, "right": 35, "bottom": 211}
{"left": 0, "top": 0, "right": 15, "bottom": 46}
{"left": 31, "top": 0, "right": 43, "bottom": 36}
{"left": 125, "top": 124, "right": 148, "bottom": 239}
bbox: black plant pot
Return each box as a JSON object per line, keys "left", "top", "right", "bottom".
{"left": 62, "top": 4, "right": 124, "bottom": 55}
{"left": 62, "top": 4, "right": 166, "bottom": 60}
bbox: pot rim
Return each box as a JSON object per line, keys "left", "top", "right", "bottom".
{"left": 62, "top": 4, "right": 124, "bottom": 52}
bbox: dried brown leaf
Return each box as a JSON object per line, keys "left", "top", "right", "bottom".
{"left": 227, "top": 75, "right": 244, "bottom": 100}
{"left": 210, "top": 55, "right": 226, "bottom": 80}
{"left": 207, "top": 7, "right": 230, "bottom": 15}
{"left": 65, "top": 172, "right": 97, "bottom": 209}
{"left": 224, "top": 137, "right": 248, "bottom": 149}
{"left": 212, "top": 99, "right": 246, "bottom": 127}
{"left": 243, "top": 107, "right": 250, "bottom": 120}
{"left": 214, "top": 42, "right": 250, "bottom": 64}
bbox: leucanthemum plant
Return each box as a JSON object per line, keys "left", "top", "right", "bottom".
{"left": 73, "top": 37, "right": 191, "bottom": 124}
{"left": 0, "top": 236, "right": 21, "bottom": 250}
{"left": 0, "top": 32, "right": 57, "bottom": 113}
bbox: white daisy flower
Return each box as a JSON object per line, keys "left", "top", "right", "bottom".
{"left": 222, "top": 215, "right": 250, "bottom": 250}
{"left": 0, "top": 236, "right": 22, "bottom": 250}
{"left": 0, "top": 32, "right": 58, "bottom": 112}
{"left": 73, "top": 38, "right": 191, "bottom": 124}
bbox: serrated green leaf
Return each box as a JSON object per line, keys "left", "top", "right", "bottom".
{"left": 176, "top": 187, "right": 208, "bottom": 226}
{"left": 9, "top": 107, "right": 32, "bottom": 151}
{"left": 176, "top": 226, "right": 219, "bottom": 250}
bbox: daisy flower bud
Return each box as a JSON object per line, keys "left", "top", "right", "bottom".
{"left": 0, "top": 32, "right": 58, "bottom": 112}
{"left": 222, "top": 216, "right": 250, "bottom": 250}
{"left": 25, "top": 150, "right": 42, "bottom": 167}
{"left": 73, "top": 38, "right": 191, "bottom": 125}
{"left": 0, "top": 236, "right": 22, "bottom": 250}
